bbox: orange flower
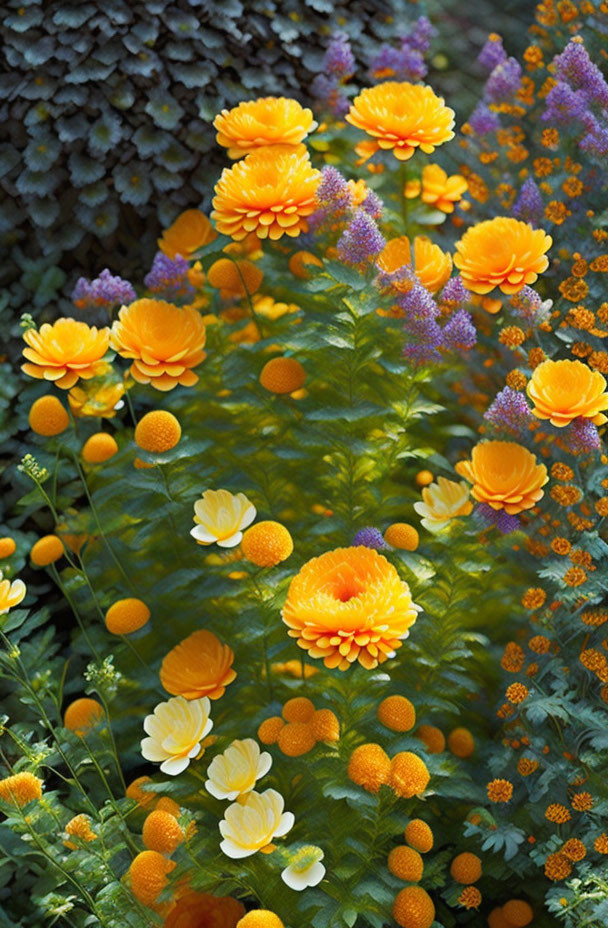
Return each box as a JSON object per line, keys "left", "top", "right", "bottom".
{"left": 378, "top": 236, "right": 452, "bottom": 293}
{"left": 158, "top": 209, "right": 217, "bottom": 260}
{"left": 527, "top": 359, "right": 608, "bottom": 427}
{"left": 404, "top": 164, "right": 468, "bottom": 213}
{"left": 160, "top": 629, "right": 236, "bottom": 700}
{"left": 454, "top": 218, "right": 552, "bottom": 295}
{"left": 165, "top": 893, "right": 245, "bottom": 928}
{"left": 345, "top": 82, "right": 455, "bottom": 162}
{"left": 22, "top": 318, "right": 110, "bottom": 389}
{"left": 214, "top": 97, "right": 317, "bottom": 158}
{"left": 110, "top": 299, "right": 206, "bottom": 391}
{"left": 456, "top": 440, "right": 548, "bottom": 514}
{"left": 282, "top": 546, "right": 420, "bottom": 670}
{"left": 211, "top": 146, "right": 321, "bottom": 241}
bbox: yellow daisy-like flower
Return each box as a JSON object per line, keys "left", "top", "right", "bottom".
{"left": 404, "top": 164, "right": 468, "bottom": 213}
{"left": 378, "top": 235, "right": 453, "bottom": 293}
{"left": 22, "top": 318, "right": 110, "bottom": 389}
{"left": 160, "top": 629, "right": 236, "bottom": 700}
{"left": 455, "top": 440, "right": 548, "bottom": 515}
{"left": 214, "top": 97, "right": 317, "bottom": 159}
{"left": 110, "top": 299, "right": 207, "bottom": 391}
{"left": 527, "top": 359, "right": 608, "bottom": 427}
{"left": 211, "top": 146, "right": 321, "bottom": 241}
{"left": 190, "top": 488, "right": 256, "bottom": 548}
{"left": 0, "top": 573, "right": 26, "bottom": 614}
{"left": 345, "top": 82, "right": 455, "bottom": 162}
{"left": 141, "top": 695, "right": 213, "bottom": 776}
{"left": 219, "top": 788, "right": 294, "bottom": 858}
{"left": 205, "top": 738, "right": 272, "bottom": 801}
{"left": 158, "top": 209, "right": 217, "bottom": 260}
{"left": 453, "top": 218, "right": 552, "bottom": 295}
{"left": 282, "top": 546, "right": 421, "bottom": 671}
{"left": 413, "top": 477, "right": 473, "bottom": 531}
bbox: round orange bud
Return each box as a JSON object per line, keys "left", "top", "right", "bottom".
{"left": 63, "top": 698, "right": 104, "bottom": 736}
{"left": 155, "top": 797, "right": 181, "bottom": 817}
{"left": 129, "top": 850, "right": 176, "bottom": 907}
{"left": 450, "top": 852, "right": 482, "bottom": 884}
{"left": 207, "top": 258, "right": 263, "bottom": 299}
{"left": 126, "top": 776, "right": 156, "bottom": 810}
{"left": 257, "top": 716, "right": 285, "bottom": 745}
{"left": 384, "top": 523, "right": 419, "bottom": 551}
{"left": 288, "top": 250, "right": 323, "bottom": 279}
{"left": 105, "top": 598, "right": 150, "bottom": 635}
{"left": 30, "top": 534, "right": 64, "bottom": 567}
{"left": 348, "top": 743, "right": 391, "bottom": 793}
{"left": 134, "top": 411, "right": 182, "bottom": 453}
{"left": 28, "top": 395, "right": 70, "bottom": 436}
{"left": 0, "top": 537, "right": 16, "bottom": 559}
{"left": 282, "top": 697, "right": 315, "bottom": 723}
{"left": 404, "top": 819, "right": 433, "bottom": 853}
{"left": 378, "top": 695, "right": 416, "bottom": 732}
{"left": 390, "top": 752, "right": 430, "bottom": 799}
{"left": 502, "top": 900, "right": 534, "bottom": 926}
{"left": 82, "top": 432, "right": 118, "bottom": 463}
{"left": 259, "top": 357, "right": 306, "bottom": 394}
{"left": 241, "top": 521, "right": 293, "bottom": 567}
{"left": 393, "top": 886, "right": 435, "bottom": 928}
{"left": 447, "top": 727, "right": 475, "bottom": 758}
{"left": 277, "top": 722, "right": 316, "bottom": 757}
{"left": 311, "top": 708, "right": 340, "bottom": 743}
{"left": 415, "top": 470, "right": 434, "bottom": 487}
{"left": 142, "top": 809, "right": 184, "bottom": 854}
{"left": 416, "top": 725, "right": 445, "bottom": 754}
{"left": 236, "top": 912, "right": 284, "bottom": 928}
{"left": 388, "top": 845, "right": 424, "bottom": 882}
{"left": 488, "top": 909, "right": 513, "bottom": 928}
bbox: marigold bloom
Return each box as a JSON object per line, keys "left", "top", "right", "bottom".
{"left": 527, "top": 359, "right": 608, "bottom": 427}
{"left": 241, "top": 521, "right": 294, "bottom": 567}
{"left": 450, "top": 852, "right": 482, "bottom": 884}
{"left": 237, "top": 912, "right": 284, "bottom": 928}
{"left": 129, "top": 850, "right": 176, "bottom": 907}
{"left": 311, "top": 708, "right": 340, "bottom": 743}
{"left": 594, "top": 833, "right": 608, "bottom": 854}
{"left": 111, "top": 299, "right": 206, "bottom": 391}
{"left": 142, "top": 810, "right": 184, "bottom": 854}
{"left": 160, "top": 629, "right": 236, "bottom": 700}
{"left": 277, "top": 722, "right": 316, "bottom": 757}
{"left": 416, "top": 725, "right": 445, "bottom": 754}
{"left": 405, "top": 819, "right": 433, "bottom": 853}
{"left": 64, "top": 813, "right": 97, "bottom": 849}
{"left": 388, "top": 846, "right": 423, "bottom": 882}
{"left": 282, "top": 546, "right": 420, "bottom": 670}
{"left": 561, "top": 839, "right": 586, "bottom": 862}
{"left": 22, "top": 318, "right": 110, "bottom": 389}
{"left": 413, "top": 476, "right": 473, "bottom": 530}
{"left": 82, "top": 432, "right": 118, "bottom": 463}
{"left": 63, "top": 698, "right": 104, "bottom": 736}
{"left": 135, "top": 411, "right": 182, "bottom": 454}
{"left": 377, "top": 695, "right": 416, "bottom": 732}
{"left": 0, "top": 574, "right": 26, "bottom": 613}
{"left": 455, "top": 440, "right": 548, "bottom": 514}
{"left": 390, "top": 752, "right": 430, "bottom": 798}
{"left": 506, "top": 683, "right": 529, "bottom": 704}
{"left": 28, "top": 395, "right": 70, "bottom": 436}
{"left": 346, "top": 82, "right": 455, "bottom": 162}
{"left": 141, "top": 695, "right": 213, "bottom": 775}
{"left": 348, "top": 743, "right": 391, "bottom": 793}
{"left": 571, "top": 791, "right": 593, "bottom": 811}
{"left": 0, "top": 538, "right": 16, "bottom": 559}
{"left": 405, "top": 164, "right": 468, "bottom": 213}
{"left": 219, "top": 788, "right": 294, "bottom": 858}
{"left": 393, "top": 886, "right": 435, "bottom": 928}
{"left": 105, "top": 598, "right": 150, "bottom": 635}
{"left": 447, "top": 727, "right": 475, "bottom": 758}
{"left": 259, "top": 357, "right": 306, "bottom": 394}
{"left": 458, "top": 887, "right": 482, "bottom": 910}
{"left": 544, "top": 852, "right": 571, "bottom": 881}
{"left": 214, "top": 97, "right": 317, "bottom": 158}
{"left": 212, "top": 146, "right": 321, "bottom": 241}
{"left": 487, "top": 778, "right": 513, "bottom": 802}
{"left": 158, "top": 209, "right": 217, "bottom": 260}
{"left": 454, "top": 218, "right": 552, "bottom": 295}
{"left": 205, "top": 739, "right": 272, "bottom": 801}
{"left": 0, "top": 771, "right": 43, "bottom": 806}
{"left": 502, "top": 900, "right": 533, "bottom": 926}
{"left": 383, "top": 523, "right": 419, "bottom": 551}
{"left": 191, "top": 489, "right": 256, "bottom": 548}
{"left": 165, "top": 892, "right": 245, "bottom": 928}
{"left": 378, "top": 235, "right": 452, "bottom": 293}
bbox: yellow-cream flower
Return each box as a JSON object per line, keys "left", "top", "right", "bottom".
{"left": 214, "top": 97, "right": 317, "bottom": 158}
{"left": 219, "top": 789, "right": 294, "bottom": 858}
{"left": 281, "top": 845, "right": 326, "bottom": 891}
{"left": 0, "top": 573, "right": 26, "bottom": 614}
{"left": 205, "top": 739, "right": 272, "bottom": 801}
{"left": 141, "top": 695, "right": 213, "bottom": 776}
{"left": 191, "top": 489, "right": 256, "bottom": 548}
{"left": 413, "top": 477, "right": 473, "bottom": 531}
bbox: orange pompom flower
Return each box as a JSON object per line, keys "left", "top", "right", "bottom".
{"left": 390, "top": 751, "right": 430, "bottom": 798}
{"left": 346, "top": 81, "right": 455, "bottom": 162}
{"left": 28, "top": 395, "right": 70, "bottom": 436}
{"left": 82, "top": 432, "right": 118, "bottom": 463}
{"left": 211, "top": 146, "right": 321, "bottom": 241}
{"left": 158, "top": 209, "right": 217, "bottom": 260}
{"left": 404, "top": 819, "right": 433, "bottom": 853}
{"left": 242, "top": 521, "right": 294, "bottom": 567}
{"left": 64, "top": 813, "right": 97, "bottom": 849}
{"left": 160, "top": 629, "right": 236, "bottom": 700}
{"left": 0, "top": 538, "right": 16, "bottom": 559}
{"left": 0, "top": 771, "right": 43, "bottom": 806}
{"left": 105, "top": 598, "right": 151, "bottom": 635}
{"left": 259, "top": 357, "right": 306, "bottom": 394}
{"left": 30, "top": 534, "right": 64, "bottom": 567}
{"left": 455, "top": 440, "right": 548, "bottom": 515}
{"left": 527, "top": 358, "right": 608, "bottom": 427}
{"left": 393, "top": 886, "right": 435, "bottom": 928}
{"left": 282, "top": 546, "right": 420, "bottom": 670}
{"left": 63, "top": 698, "right": 104, "bottom": 736}
{"left": 135, "top": 411, "right": 182, "bottom": 453}
{"left": 110, "top": 299, "right": 206, "bottom": 391}
{"left": 129, "top": 850, "right": 176, "bottom": 907}
{"left": 454, "top": 218, "right": 552, "bottom": 295}
{"left": 404, "top": 163, "right": 468, "bottom": 213}
{"left": 348, "top": 743, "right": 391, "bottom": 793}
{"left": 22, "top": 318, "right": 110, "bottom": 389}
{"left": 214, "top": 97, "right": 317, "bottom": 158}
{"left": 207, "top": 258, "right": 264, "bottom": 301}
{"left": 142, "top": 809, "right": 184, "bottom": 854}
{"left": 378, "top": 236, "right": 452, "bottom": 293}
{"left": 165, "top": 892, "right": 245, "bottom": 928}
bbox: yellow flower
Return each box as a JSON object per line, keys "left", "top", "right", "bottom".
{"left": 527, "top": 358, "right": 608, "bottom": 427}
{"left": 205, "top": 738, "right": 272, "bottom": 801}
{"left": 219, "top": 788, "right": 294, "bottom": 858}
{"left": 0, "top": 574, "right": 26, "bottom": 613}
{"left": 160, "top": 629, "right": 236, "bottom": 700}
{"left": 454, "top": 218, "right": 552, "bottom": 295}
{"left": 190, "top": 489, "right": 256, "bottom": 547}
{"left": 404, "top": 164, "right": 468, "bottom": 213}
{"left": 345, "top": 82, "right": 455, "bottom": 162}
{"left": 455, "top": 440, "right": 548, "bottom": 515}
{"left": 64, "top": 813, "right": 97, "bottom": 849}
{"left": 0, "top": 771, "right": 43, "bottom": 806}
{"left": 413, "top": 477, "right": 473, "bottom": 531}
{"left": 141, "top": 695, "right": 213, "bottom": 775}
{"left": 281, "top": 845, "right": 326, "bottom": 891}
{"left": 211, "top": 146, "right": 321, "bottom": 241}
{"left": 158, "top": 209, "right": 217, "bottom": 260}
{"left": 68, "top": 363, "right": 126, "bottom": 418}
{"left": 110, "top": 299, "right": 206, "bottom": 391}
{"left": 214, "top": 97, "right": 317, "bottom": 158}
{"left": 282, "top": 547, "right": 420, "bottom": 671}
{"left": 253, "top": 294, "right": 299, "bottom": 320}
{"left": 378, "top": 236, "right": 452, "bottom": 293}
{"left": 22, "top": 318, "right": 110, "bottom": 389}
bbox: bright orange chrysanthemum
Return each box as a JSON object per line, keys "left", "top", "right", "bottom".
{"left": 453, "top": 218, "right": 552, "bottom": 295}
{"left": 110, "top": 299, "right": 206, "bottom": 391}
{"left": 160, "top": 629, "right": 236, "bottom": 699}
{"left": 158, "top": 209, "right": 217, "bottom": 260}
{"left": 211, "top": 146, "right": 321, "bottom": 241}
{"left": 404, "top": 164, "right": 468, "bottom": 213}
{"left": 214, "top": 97, "right": 317, "bottom": 158}
{"left": 378, "top": 235, "right": 452, "bottom": 293}
{"left": 282, "top": 547, "right": 420, "bottom": 670}
{"left": 527, "top": 359, "right": 608, "bottom": 427}
{"left": 22, "top": 318, "right": 110, "bottom": 389}
{"left": 165, "top": 893, "right": 245, "bottom": 928}
{"left": 456, "top": 440, "right": 548, "bottom": 515}
{"left": 346, "top": 82, "right": 455, "bottom": 162}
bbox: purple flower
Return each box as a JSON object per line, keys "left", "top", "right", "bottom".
{"left": 72, "top": 269, "right": 136, "bottom": 310}
{"left": 554, "top": 39, "right": 608, "bottom": 107}
{"left": 311, "top": 74, "right": 350, "bottom": 117}
{"left": 442, "top": 310, "right": 476, "bottom": 351}
{"left": 353, "top": 527, "right": 386, "bottom": 549}
{"left": 478, "top": 34, "right": 507, "bottom": 72}
{"left": 475, "top": 503, "right": 520, "bottom": 534}
{"left": 543, "top": 81, "right": 589, "bottom": 124}
{"left": 512, "top": 179, "right": 544, "bottom": 227}
{"left": 441, "top": 276, "right": 468, "bottom": 306}
{"left": 484, "top": 57, "right": 522, "bottom": 104}
{"left": 337, "top": 210, "right": 385, "bottom": 265}
{"left": 580, "top": 113, "right": 608, "bottom": 157}
{"left": 468, "top": 102, "right": 500, "bottom": 136}
{"left": 509, "top": 286, "right": 551, "bottom": 325}
{"left": 566, "top": 417, "right": 602, "bottom": 453}
{"left": 370, "top": 44, "right": 426, "bottom": 82}
{"left": 325, "top": 32, "right": 355, "bottom": 79}
{"left": 144, "top": 252, "right": 195, "bottom": 303}
{"left": 361, "top": 190, "right": 383, "bottom": 219}
{"left": 405, "top": 16, "right": 435, "bottom": 54}
{"left": 316, "top": 166, "right": 352, "bottom": 210}
{"left": 484, "top": 387, "right": 531, "bottom": 437}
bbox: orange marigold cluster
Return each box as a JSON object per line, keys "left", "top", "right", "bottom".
{"left": 258, "top": 698, "right": 339, "bottom": 757}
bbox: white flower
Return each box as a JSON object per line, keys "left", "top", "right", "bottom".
{"left": 190, "top": 489, "right": 256, "bottom": 548}
{"left": 413, "top": 476, "right": 473, "bottom": 532}
{"left": 141, "top": 695, "right": 212, "bottom": 776}
{"left": 205, "top": 738, "right": 272, "bottom": 801}
{"left": 0, "top": 573, "right": 26, "bottom": 615}
{"left": 219, "top": 788, "right": 294, "bottom": 858}
{"left": 281, "top": 845, "right": 326, "bottom": 891}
